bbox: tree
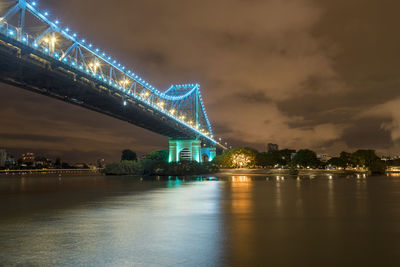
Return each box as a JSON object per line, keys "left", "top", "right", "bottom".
{"left": 370, "top": 160, "right": 386, "bottom": 174}
{"left": 55, "top": 157, "right": 61, "bottom": 168}
{"left": 340, "top": 151, "right": 352, "bottom": 166}
{"left": 121, "top": 149, "right": 137, "bottom": 161}
{"left": 279, "top": 149, "right": 296, "bottom": 166}
{"left": 351, "top": 150, "right": 379, "bottom": 167}
{"left": 256, "top": 151, "right": 280, "bottom": 167}
{"left": 105, "top": 160, "right": 141, "bottom": 175}
{"left": 256, "top": 152, "right": 272, "bottom": 167}
{"left": 213, "top": 148, "right": 258, "bottom": 168}
{"left": 327, "top": 157, "right": 346, "bottom": 167}
{"left": 292, "top": 149, "right": 320, "bottom": 168}
{"left": 228, "top": 148, "right": 258, "bottom": 168}
{"left": 146, "top": 149, "right": 169, "bottom": 162}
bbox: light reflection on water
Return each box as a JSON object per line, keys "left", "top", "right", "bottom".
{"left": 0, "top": 177, "right": 222, "bottom": 266}
{"left": 1, "top": 174, "right": 400, "bottom": 266}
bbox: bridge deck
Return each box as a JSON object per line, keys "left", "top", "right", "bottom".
{"left": 0, "top": 34, "right": 217, "bottom": 146}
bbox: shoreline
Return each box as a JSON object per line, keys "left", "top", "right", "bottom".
{"left": 0, "top": 168, "right": 385, "bottom": 178}
{"left": 0, "top": 169, "right": 101, "bottom": 177}
{"left": 217, "top": 168, "right": 369, "bottom": 176}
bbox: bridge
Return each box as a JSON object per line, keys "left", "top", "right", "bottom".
{"left": 0, "top": 0, "right": 226, "bottom": 162}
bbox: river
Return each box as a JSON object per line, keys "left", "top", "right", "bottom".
{"left": 0, "top": 174, "right": 400, "bottom": 266}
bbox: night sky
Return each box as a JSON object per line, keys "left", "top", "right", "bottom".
{"left": 1, "top": 0, "right": 400, "bottom": 162}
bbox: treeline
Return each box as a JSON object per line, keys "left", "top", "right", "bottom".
{"left": 104, "top": 149, "right": 218, "bottom": 176}
{"left": 106, "top": 147, "right": 389, "bottom": 176}
{"left": 214, "top": 148, "right": 387, "bottom": 174}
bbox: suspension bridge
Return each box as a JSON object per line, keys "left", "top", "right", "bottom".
{"left": 0, "top": 0, "right": 226, "bottom": 162}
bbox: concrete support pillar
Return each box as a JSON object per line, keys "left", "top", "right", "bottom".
{"left": 201, "top": 147, "right": 217, "bottom": 162}
{"left": 169, "top": 139, "right": 201, "bottom": 162}
{"left": 209, "top": 147, "right": 216, "bottom": 161}
{"left": 169, "top": 140, "right": 177, "bottom": 163}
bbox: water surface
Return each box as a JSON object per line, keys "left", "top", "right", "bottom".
{"left": 1, "top": 174, "right": 400, "bottom": 266}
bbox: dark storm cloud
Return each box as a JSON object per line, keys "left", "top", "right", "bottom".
{"left": 1, "top": 0, "right": 400, "bottom": 160}
{"left": 341, "top": 119, "right": 393, "bottom": 150}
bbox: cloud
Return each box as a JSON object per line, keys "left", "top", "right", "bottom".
{"left": 213, "top": 98, "right": 345, "bottom": 150}
{"left": 357, "top": 98, "right": 400, "bottom": 142}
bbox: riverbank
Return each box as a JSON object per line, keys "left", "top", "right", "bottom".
{"left": 0, "top": 167, "right": 371, "bottom": 178}
{"left": 0, "top": 169, "right": 101, "bottom": 176}
{"left": 217, "top": 168, "right": 369, "bottom": 176}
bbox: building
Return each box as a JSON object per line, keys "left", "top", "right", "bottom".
{"left": 267, "top": 143, "right": 279, "bottom": 152}
{"left": 34, "top": 157, "right": 52, "bottom": 168}
{"left": 5, "top": 154, "right": 15, "bottom": 167}
{"left": 22, "top": 152, "right": 35, "bottom": 166}
{"left": 97, "top": 159, "right": 105, "bottom": 168}
{"left": 317, "top": 154, "right": 331, "bottom": 163}
{"left": 0, "top": 149, "right": 7, "bottom": 168}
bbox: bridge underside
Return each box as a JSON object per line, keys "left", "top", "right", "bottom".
{"left": 0, "top": 34, "right": 216, "bottom": 146}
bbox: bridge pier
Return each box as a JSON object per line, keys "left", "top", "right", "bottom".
{"left": 169, "top": 140, "right": 216, "bottom": 163}
{"left": 169, "top": 140, "right": 201, "bottom": 162}
{"left": 200, "top": 147, "right": 217, "bottom": 162}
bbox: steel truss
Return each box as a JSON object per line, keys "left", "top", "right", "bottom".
{"left": 0, "top": 0, "right": 215, "bottom": 140}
